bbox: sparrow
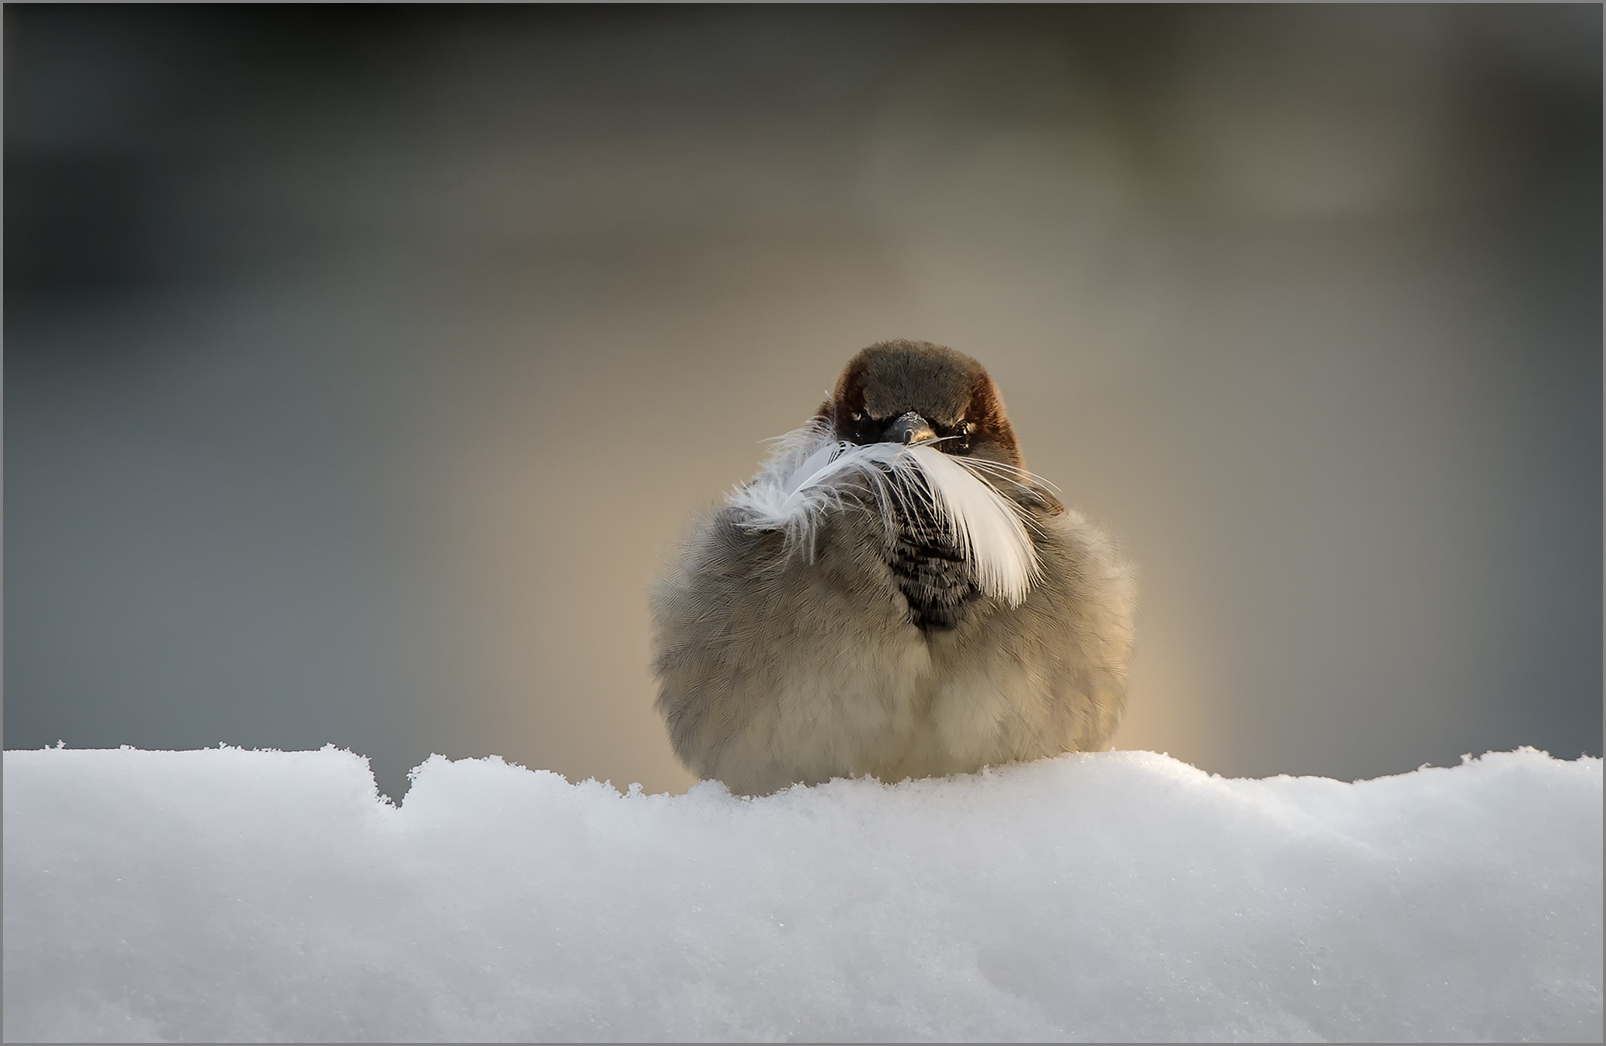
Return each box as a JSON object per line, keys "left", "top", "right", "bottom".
{"left": 652, "top": 339, "right": 1135, "bottom": 796}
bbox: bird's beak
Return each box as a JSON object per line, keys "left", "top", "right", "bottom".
{"left": 887, "top": 411, "right": 937, "bottom": 446}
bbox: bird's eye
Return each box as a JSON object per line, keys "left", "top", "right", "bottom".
{"left": 949, "top": 421, "right": 973, "bottom": 454}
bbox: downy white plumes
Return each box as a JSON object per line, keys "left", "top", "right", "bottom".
{"left": 728, "top": 421, "right": 1040, "bottom": 605}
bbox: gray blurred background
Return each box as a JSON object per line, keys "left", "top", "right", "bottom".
{"left": 6, "top": 5, "right": 1600, "bottom": 801}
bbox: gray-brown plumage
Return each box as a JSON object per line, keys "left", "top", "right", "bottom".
{"left": 652, "top": 340, "right": 1135, "bottom": 795}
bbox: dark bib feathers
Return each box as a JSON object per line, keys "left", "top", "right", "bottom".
{"left": 883, "top": 502, "right": 976, "bottom": 631}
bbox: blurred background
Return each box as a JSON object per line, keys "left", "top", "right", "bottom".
{"left": 6, "top": 5, "right": 1600, "bottom": 801}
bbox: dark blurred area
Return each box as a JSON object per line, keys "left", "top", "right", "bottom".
{"left": 5, "top": 5, "right": 1600, "bottom": 800}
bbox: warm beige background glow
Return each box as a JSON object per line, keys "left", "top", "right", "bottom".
{"left": 7, "top": 6, "right": 1600, "bottom": 799}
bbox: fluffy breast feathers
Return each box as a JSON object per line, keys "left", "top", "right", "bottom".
{"left": 651, "top": 418, "right": 1136, "bottom": 795}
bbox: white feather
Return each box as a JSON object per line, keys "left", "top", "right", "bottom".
{"left": 728, "top": 422, "right": 1040, "bottom": 605}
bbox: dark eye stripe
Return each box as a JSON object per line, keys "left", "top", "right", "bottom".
{"left": 843, "top": 413, "right": 974, "bottom": 450}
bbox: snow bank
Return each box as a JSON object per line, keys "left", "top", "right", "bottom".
{"left": 4, "top": 747, "right": 1600, "bottom": 1043}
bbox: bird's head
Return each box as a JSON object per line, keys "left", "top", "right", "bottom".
{"left": 824, "top": 340, "right": 1022, "bottom": 468}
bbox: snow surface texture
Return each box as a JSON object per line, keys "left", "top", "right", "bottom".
{"left": 4, "top": 747, "right": 1600, "bottom": 1043}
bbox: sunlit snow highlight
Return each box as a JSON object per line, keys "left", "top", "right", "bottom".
{"left": 4, "top": 746, "right": 1600, "bottom": 1042}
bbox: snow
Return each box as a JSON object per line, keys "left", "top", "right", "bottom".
{"left": 4, "top": 746, "right": 1600, "bottom": 1043}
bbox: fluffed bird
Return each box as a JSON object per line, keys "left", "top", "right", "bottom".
{"left": 652, "top": 339, "right": 1135, "bottom": 796}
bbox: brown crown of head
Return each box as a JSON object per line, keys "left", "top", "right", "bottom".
{"left": 817, "top": 339, "right": 1023, "bottom": 467}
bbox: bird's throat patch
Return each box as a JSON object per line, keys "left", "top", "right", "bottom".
{"left": 883, "top": 499, "right": 977, "bottom": 631}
